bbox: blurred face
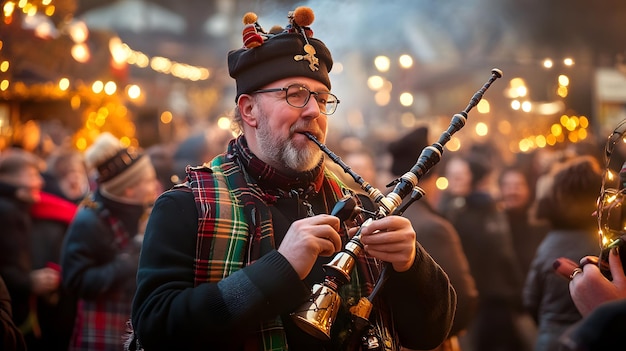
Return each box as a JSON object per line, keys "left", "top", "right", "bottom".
{"left": 127, "top": 167, "right": 159, "bottom": 206}
{"left": 500, "top": 170, "right": 531, "bottom": 210}
{"left": 445, "top": 158, "right": 472, "bottom": 197}
{"left": 58, "top": 162, "right": 89, "bottom": 201}
{"left": 242, "top": 77, "right": 328, "bottom": 173}
{"left": 2, "top": 165, "right": 44, "bottom": 203}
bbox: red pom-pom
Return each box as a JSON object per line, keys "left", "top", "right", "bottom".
{"left": 292, "top": 6, "right": 314, "bottom": 27}
{"left": 242, "top": 12, "right": 258, "bottom": 25}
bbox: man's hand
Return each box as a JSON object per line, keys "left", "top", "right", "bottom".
{"left": 278, "top": 214, "right": 342, "bottom": 279}
{"left": 359, "top": 215, "right": 416, "bottom": 272}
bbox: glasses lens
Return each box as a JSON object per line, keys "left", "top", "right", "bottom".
{"left": 323, "top": 93, "right": 338, "bottom": 115}
{"left": 285, "top": 85, "right": 310, "bottom": 108}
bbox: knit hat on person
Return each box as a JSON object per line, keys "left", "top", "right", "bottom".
{"left": 85, "top": 132, "right": 153, "bottom": 197}
{"left": 227, "top": 6, "right": 333, "bottom": 102}
{"left": 388, "top": 126, "right": 435, "bottom": 179}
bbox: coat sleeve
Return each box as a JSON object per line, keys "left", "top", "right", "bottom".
{"left": 131, "top": 190, "right": 311, "bottom": 350}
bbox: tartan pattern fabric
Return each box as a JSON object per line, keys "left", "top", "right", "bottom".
{"left": 69, "top": 196, "right": 134, "bottom": 351}
{"left": 70, "top": 297, "right": 132, "bottom": 351}
{"left": 187, "top": 135, "right": 392, "bottom": 350}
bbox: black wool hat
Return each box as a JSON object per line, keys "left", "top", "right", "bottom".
{"left": 227, "top": 7, "right": 333, "bottom": 102}
{"left": 388, "top": 126, "right": 430, "bottom": 178}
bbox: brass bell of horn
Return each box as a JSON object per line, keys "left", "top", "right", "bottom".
{"left": 290, "top": 219, "right": 372, "bottom": 339}
{"left": 290, "top": 282, "right": 341, "bottom": 340}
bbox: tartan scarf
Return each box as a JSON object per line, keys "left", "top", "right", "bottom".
{"left": 188, "top": 135, "right": 392, "bottom": 350}
{"left": 70, "top": 195, "right": 134, "bottom": 351}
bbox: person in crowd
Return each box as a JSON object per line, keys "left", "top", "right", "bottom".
{"left": 25, "top": 147, "right": 88, "bottom": 350}
{"left": 146, "top": 143, "right": 176, "bottom": 193}
{"left": 61, "top": 133, "right": 158, "bottom": 351}
{"left": 498, "top": 165, "right": 549, "bottom": 350}
{"left": 388, "top": 126, "right": 478, "bottom": 351}
{"left": 440, "top": 152, "right": 526, "bottom": 351}
{"left": 42, "top": 147, "right": 90, "bottom": 204}
{"left": 523, "top": 155, "right": 603, "bottom": 351}
{"left": 130, "top": 7, "right": 455, "bottom": 351}
{"left": 0, "top": 274, "right": 26, "bottom": 351}
{"left": 498, "top": 165, "right": 549, "bottom": 284}
{"left": 0, "top": 148, "right": 62, "bottom": 349}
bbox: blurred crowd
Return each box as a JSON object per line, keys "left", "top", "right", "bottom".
{"left": 1, "top": 122, "right": 625, "bottom": 351}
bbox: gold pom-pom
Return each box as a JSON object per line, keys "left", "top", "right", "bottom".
{"left": 242, "top": 12, "right": 258, "bottom": 25}
{"left": 292, "top": 6, "right": 314, "bottom": 27}
{"left": 268, "top": 25, "right": 284, "bottom": 34}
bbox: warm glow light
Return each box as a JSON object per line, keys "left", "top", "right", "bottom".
{"left": 109, "top": 37, "right": 130, "bottom": 65}
{"left": 3, "top": 1, "right": 15, "bottom": 17}
{"left": 511, "top": 100, "right": 521, "bottom": 110}
{"left": 104, "top": 81, "right": 117, "bottom": 95}
{"left": 374, "top": 56, "right": 390, "bottom": 72}
{"left": 564, "top": 57, "right": 574, "bottom": 66}
{"left": 398, "top": 54, "right": 413, "bottom": 68}
{"left": 475, "top": 122, "right": 488, "bottom": 136}
{"left": 0, "top": 60, "right": 8, "bottom": 72}
{"left": 59, "top": 77, "right": 70, "bottom": 91}
{"left": 477, "top": 99, "right": 490, "bottom": 113}
{"left": 551, "top": 123, "right": 563, "bottom": 136}
{"left": 374, "top": 90, "right": 390, "bottom": 106}
{"left": 68, "top": 20, "right": 88, "bottom": 43}
{"left": 44, "top": 5, "right": 54, "bottom": 16}
{"left": 436, "top": 177, "right": 448, "bottom": 190}
{"left": 0, "top": 80, "right": 8, "bottom": 91}
{"left": 71, "top": 43, "right": 90, "bottom": 63}
{"left": 446, "top": 137, "right": 461, "bottom": 152}
{"left": 399, "top": 92, "right": 413, "bottom": 106}
{"left": 92, "top": 80, "right": 104, "bottom": 93}
{"left": 543, "top": 59, "right": 553, "bottom": 68}
{"left": 160, "top": 111, "right": 173, "bottom": 124}
{"left": 127, "top": 84, "right": 141, "bottom": 99}
{"left": 521, "top": 101, "right": 532, "bottom": 112}
{"left": 217, "top": 116, "right": 231, "bottom": 130}
{"left": 558, "top": 75, "right": 569, "bottom": 86}
{"left": 76, "top": 137, "right": 87, "bottom": 151}
{"left": 367, "top": 75, "right": 384, "bottom": 91}
{"left": 580, "top": 116, "right": 589, "bottom": 128}
{"left": 535, "top": 135, "right": 547, "bottom": 148}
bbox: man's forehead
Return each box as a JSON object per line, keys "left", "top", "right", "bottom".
{"left": 264, "top": 77, "right": 330, "bottom": 91}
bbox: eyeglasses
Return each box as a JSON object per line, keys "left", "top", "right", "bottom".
{"left": 251, "top": 84, "right": 340, "bottom": 115}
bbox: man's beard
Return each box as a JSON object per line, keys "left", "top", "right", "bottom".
{"left": 256, "top": 111, "right": 323, "bottom": 172}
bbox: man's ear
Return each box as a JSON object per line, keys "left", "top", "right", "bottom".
{"left": 237, "top": 94, "right": 258, "bottom": 128}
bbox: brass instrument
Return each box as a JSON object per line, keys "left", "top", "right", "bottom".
{"left": 290, "top": 68, "right": 503, "bottom": 343}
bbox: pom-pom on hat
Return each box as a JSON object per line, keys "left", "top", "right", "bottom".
{"left": 228, "top": 6, "right": 333, "bottom": 102}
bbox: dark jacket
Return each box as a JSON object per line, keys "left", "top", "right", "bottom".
{"left": 442, "top": 191, "right": 525, "bottom": 351}
{"left": 402, "top": 200, "right": 478, "bottom": 337}
{"left": 523, "top": 229, "right": 599, "bottom": 351}
{"left": 131, "top": 157, "right": 456, "bottom": 350}
{"left": 0, "top": 184, "right": 35, "bottom": 328}
{"left": 0, "top": 275, "right": 26, "bottom": 351}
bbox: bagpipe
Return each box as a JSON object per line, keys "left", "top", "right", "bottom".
{"left": 290, "top": 68, "right": 503, "bottom": 349}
